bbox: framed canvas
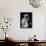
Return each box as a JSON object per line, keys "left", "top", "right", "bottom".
{"left": 20, "top": 12, "right": 32, "bottom": 28}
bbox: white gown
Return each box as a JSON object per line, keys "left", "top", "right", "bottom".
{"left": 21, "top": 18, "right": 28, "bottom": 28}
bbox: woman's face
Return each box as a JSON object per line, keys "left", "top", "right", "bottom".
{"left": 24, "top": 14, "right": 28, "bottom": 18}
{"left": 24, "top": 14, "right": 29, "bottom": 20}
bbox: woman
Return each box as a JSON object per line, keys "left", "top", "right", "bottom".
{"left": 21, "top": 14, "right": 29, "bottom": 28}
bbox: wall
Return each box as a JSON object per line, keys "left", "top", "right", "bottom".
{"left": 0, "top": 0, "right": 46, "bottom": 40}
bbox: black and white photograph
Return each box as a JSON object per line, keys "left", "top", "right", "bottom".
{"left": 20, "top": 12, "right": 32, "bottom": 28}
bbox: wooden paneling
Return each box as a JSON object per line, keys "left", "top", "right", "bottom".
{"left": 38, "top": 43, "right": 46, "bottom": 46}
{"left": 43, "top": 43, "right": 46, "bottom": 46}
{"left": 16, "top": 43, "right": 20, "bottom": 46}
{"left": 16, "top": 43, "right": 28, "bottom": 46}
{"left": 24, "top": 43, "right": 28, "bottom": 46}
{"left": 38, "top": 43, "right": 43, "bottom": 46}
{"left": 1, "top": 40, "right": 46, "bottom": 46}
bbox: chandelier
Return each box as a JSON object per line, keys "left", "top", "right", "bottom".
{"left": 29, "top": 0, "right": 43, "bottom": 8}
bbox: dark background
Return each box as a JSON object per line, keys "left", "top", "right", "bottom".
{"left": 20, "top": 12, "right": 32, "bottom": 28}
